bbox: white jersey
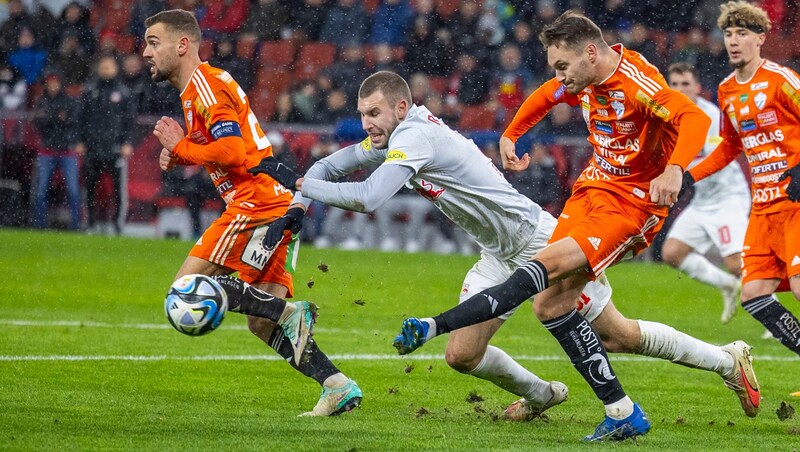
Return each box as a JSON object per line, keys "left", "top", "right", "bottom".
{"left": 689, "top": 97, "right": 750, "bottom": 209}
{"left": 299, "top": 104, "right": 544, "bottom": 260}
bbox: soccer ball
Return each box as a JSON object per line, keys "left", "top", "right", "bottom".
{"left": 164, "top": 274, "right": 228, "bottom": 336}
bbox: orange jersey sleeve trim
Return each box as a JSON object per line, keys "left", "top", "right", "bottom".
{"left": 502, "top": 78, "right": 576, "bottom": 142}
{"left": 173, "top": 135, "right": 247, "bottom": 168}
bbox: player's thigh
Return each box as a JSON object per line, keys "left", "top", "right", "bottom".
{"left": 446, "top": 319, "right": 505, "bottom": 367}
{"left": 174, "top": 255, "right": 231, "bottom": 280}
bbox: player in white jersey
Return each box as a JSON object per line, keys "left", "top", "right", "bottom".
{"left": 249, "top": 71, "right": 756, "bottom": 420}
{"left": 662, "top": 63, "right": 751, "bottom": 323}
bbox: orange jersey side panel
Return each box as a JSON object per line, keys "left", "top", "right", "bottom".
{"left": 504, "top": 45, "right": 707, "bottom": 216}
{"left": 179, "top": 63, "right": 292, "bottom": 218}
{"left": 717, "top": 60, "right": 800, "bottom": 214}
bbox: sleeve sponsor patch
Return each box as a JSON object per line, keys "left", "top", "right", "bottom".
{"left": 554, "top": 84, "right": 566, "bottom": 100}
{"left": 634, "top": 90, "right": 670, "bottom": 121}
{"left": 385, "top": 149, "right": 407, "bottom": 162}
{"left": 360, "top": 136, "right": 372, "bottom": 152}
{"left": 781, "top": 82, "right": 800, "bottom": 108}
{"left": 210, "top": 121, "right": 242, "bottom": 140}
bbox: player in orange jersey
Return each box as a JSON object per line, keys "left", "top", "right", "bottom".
{"left": 395, "top": 11, "right": 759, "bottom": 440}
{"left": 684, "top": 1, "right": 800, "bottom": 359}
{"left": 143, "top": 10, "right": 361, "bottom": 416}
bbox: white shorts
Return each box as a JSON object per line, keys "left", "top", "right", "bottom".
{"left": 667, "top": 199, "right": 749, "bottom": 257}
{"left": 459, "top": 212, "right": 611, "bottom": 321}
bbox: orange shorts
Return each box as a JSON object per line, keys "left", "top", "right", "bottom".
{"left": 189, "top": 209, "right": 298, "bottom": 296}
{"left": 549, "top": 188, "right": 664, "bottom": 278}
{"left": 741, "top": 205, "right": 800, "bottom": 292}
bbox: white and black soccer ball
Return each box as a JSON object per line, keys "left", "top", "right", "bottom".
{"left": 164, "top": 274, "right": 228, "bottom": 336}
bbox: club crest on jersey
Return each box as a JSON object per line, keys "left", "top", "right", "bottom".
{"left": 593, "top": 120, "right": 613, "bottom": 134}
{"left": 739, "top": 93, "right": 749, "bottom": 103}
{"left": 740, "top": 119, "right": 756, "bottom": 132}
{"left": 415, "top": 179, "right": 445, "bottom": 201}
{"left": 754, "top": 92, "right": 767, "bottom": 110}
{"left": 757, "top": 110, "right": 778, "bottom": 126}
{"left": 611, "top": 100, "right": 625, "bottom": 118}
{"left": 184, "top": 100, "right": 192, "bottom": 109}
{"left": 751, "top": 81, "right": 768, "bottom": 90}
{"left": 385, "top": 150, "right": 407, "bottom": 162}
{"left": 360, "top": 136, "right": 372, "bottom": 152}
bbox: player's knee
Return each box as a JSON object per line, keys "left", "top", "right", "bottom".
{"left": 660, "top": 245, "right": 681, "bottom": 267}
{"left": 444, "top": 346, "right": 480, "bottom": 373}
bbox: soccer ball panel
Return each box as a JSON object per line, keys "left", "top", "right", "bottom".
{"left": 164, "top": 274, "right": 228, "bottom": 336}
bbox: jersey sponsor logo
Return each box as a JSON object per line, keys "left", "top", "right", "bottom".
{"left": 360, "top": 136, "right": 372, "bottom": 152}
{"left": 210, "top": 121, "right": 242, "bottom": 140}
{"left": 594, "top": 119, "right": 613, "bottom": 134}
{"left": 609, "top": 90, "right": 625, "bottom": 100}
{"left": 596, "top": 95, "right": 608, "bottom": 106}
{"left": 634, "top": 90, "right": 670, "bottom": 121}
{"left": 752, "top": 186, "right": 782, "bottom": 203}
{"left": 554, "top": 84, "right": 566, "bottom": 99}
{"left": 190, "top": 130, "right": 208, "bottom": 145}
{"left": 594, "top": 154, "right": 631, "bottom": 176}
{"left": 216, "top": 179, "right": 234, "bottom": 194}
{"left": 739, "top": 105, "right": 750, "bottom": 116}
{"left": 757, "top": 110, "right": 778, "bottom": 127}
{"left": 209, "top": 168, "right": 229, "bottom": 182}
{"left": 194, "top": 99, "right": 212, "bottom": 124}
{"left": 740, "top": 119, "right": 756, "bottom": 132}
{"left": 741, "top": 129, "right": 784, "bottom": 150}
{"left": 385, "top": 150, "right": 407, "bottom": 162}
{"left": 615, "top": 121, "right": 637, "bottom": 135}
{"left": 588, "top": 236, "right": 601, "bottom": 250}
{"left": 754, "top": 92, "right": 767, "bottom": 110}
{"left": 632, "top": 187, "right": 646, "bottom": 199}
{"left": 747, "top": 147, "right": 787, "bottom": 163}
{"left": 739, "top": 93, "right": 749, "bottom": 103}
{"left": 592, "top": 133, "right": 640, "bottom": 152}
{"left": 611, "top": 100, "right": 625, "bottom": 118}
{"left": 752, "top": 160, "right": 787, "bottom": 175}
{"left": 781, "top": 82, "right": 800, "bottom": 108}
{"left": 596, "top": 108, "right": 609, "bottom": 117}
{"left": 415, "top": 178, "right": 445, "bottom": 201}
{"left": 751, "top": 81, "right": 768, "bottom": 90}
{"left": 752, "top": 172, "right": 783, "bottom": 184}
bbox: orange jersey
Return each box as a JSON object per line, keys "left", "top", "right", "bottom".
{"left": 174, "top": 63, "right": 292, "bottom": 218}
{"left": 690, "top": 60, "right": 800, "bottom": 214}
{"left": 504, "top": 44, "right": 709, "bottom": 216}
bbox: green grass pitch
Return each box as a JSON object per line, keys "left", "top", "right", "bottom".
{"left": 1, "top": 229, "right": 799, "bottom": 450}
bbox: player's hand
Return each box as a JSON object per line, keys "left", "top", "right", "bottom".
{"left": 779, "top": 163, "right": 800, "bottom": 202}
{"left": 677, "top": 172, "right": 695, "bottom": 201}
{"left": 263, "top": 207, "right": 305, "bottom": 249}
{"left": 649, "top": 164, "right": 683, "bottom": 207}
{"left": 153, "top": 116, "right": 184, "bottom": 152}
{"left": 159, "top": 147, "right": 178, "bottom": 171}
{"left": 247, "top": 156, "right": 300, "bottom": 190}
{"left": 499, "top": 136, "right": 530, "bottom": 172}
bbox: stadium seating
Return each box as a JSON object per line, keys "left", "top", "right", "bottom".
{"left": 457, "top": 104, "right": 496, "bottom": 131}
{"left": 258, "top": 40, "right": 296, "bottom": 68}
{"left": 293, "top": 43, "right": 337, "bottom": 80}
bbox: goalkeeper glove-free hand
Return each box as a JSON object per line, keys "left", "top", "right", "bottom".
{"left": 779, "top": 163, "right": 800, "bottom": 202}
{"left": 262, "top": 207, "right": 304, "bottom": 250}
{"left": 247, "top": 156, "right": 300, "bottom": 190}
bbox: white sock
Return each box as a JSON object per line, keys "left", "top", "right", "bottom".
{"left": 638, "top": 320, "right": 734, "bottom": 378}
{"left": 421, "top": 318, "right": 437, "bottom": 341}
{"left": 605, "top": 396, "right": 634, "bottom": 419}
{"left": 679, "top": 252, "right": 737, "bottom": 291}
{"left": 468, "top": 345, "right": 552, "bottom": 403}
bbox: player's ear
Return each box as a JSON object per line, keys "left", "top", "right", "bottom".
{"left": 396, "top": 98, "right": 409, "bottom": 120}
{"left": 177, "top": 35, "right": 190, "bottom": 56}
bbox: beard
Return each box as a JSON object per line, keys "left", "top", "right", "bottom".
{"left": 729, "top": 58, "right": 746, "bottom": 69}
{"left": 151, "top": 66, "right": 171, "bottom": 83}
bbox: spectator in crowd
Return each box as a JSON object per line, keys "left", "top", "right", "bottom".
{"left": 242, "top": 0, "right": 289, "bottom": 41}
{"left": 371, "top": 43, "right": 405, "bottom": 76}
{"left": 289, "top": 0, "right": 329, "bottom": 42}
{"left": 209, "top": 34, "right": 254, "bottom": 92}
{"left": 510, "top": 141, "right": 563, "bottom": 213}
{"left": 120, "top": 53, "right": 149, "bottom": 115}
{"left": 46, "top": 31, "right": 90, "bottom": 86}
{"left": 490, "top": 43, "right": 534, "bottom": 115}
{"left": 269, "top": 131, "right": 296, "bottom": 169}
{"left": 320, "top": 0, "right": 370, "bottom": 45}
{"left": 445, "top": 0, "right": 480, "bottom": 54}
{"left": 8, "top": 26, "right": 47, "bottom": 85}
{"left": 695, "top": 31, "right": 729, "bottom": 96}
{"left": 446, "top": 52, "right": 490, "bottom": 107}
{"left": 0, "top": 0, "right": 32, "bottom": 61}
{"left": 321, "top": 89, "right": 353, "bottom": 123}
{"left": 369, "top": 0, "right": 413, "bottom": 45}
{"left": 272, "top": 92, "right": 303, "bottom": 123}
{"left": 508, "top": 21, "right": 544, "bottom": 77}
{"left": 408, "top": 72, "right": 432, "bottom": 105}
{"left": 29, "top": 3, "right": 59, "bottom": 52}
{"left": 31, "top": 71, "right": 81, "bottom": 230}
{"left": 322, "top": 42, "right": 370, "bottom": 102}
{"left": 0, "top": 63, "right": 26, "bottom": 110}
{"left": 201, "top": 0, "right": 249, "bottom": 37}
{"left": 57, "top": 1, "right": 95, "bottom": 57}
{"left": 625, "top": 22, "right": 664, "bottom": 70}
{"left": 76, "top": 54, "right": 136, "bottom": 235}
{"left": 404, "top": 16, "right": 454, "bottom": 76}
{"left": 291, "top": 80, "right": 322, "bottom": 123}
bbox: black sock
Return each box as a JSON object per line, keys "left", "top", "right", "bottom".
{"left": 268, "top": 327, "right": 340, "bottom": 385}
{"left": 213, "top": 275, "right": 286, "bottom": 323}
{"left": 743, "top": 295, "right": 800, "bottom": 357}
{"left": 543, "top": 309, "right": 626, "bottom": 405}
{"left": 432, "top": 260, "right": 548, "bottom": 335}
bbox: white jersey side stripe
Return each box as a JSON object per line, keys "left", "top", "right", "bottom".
{"left": 191, "top": 73, "right": 213, "bottom": 108}
{"left": 592, "top": 215, "right": 659, "bottom": 274}
{"left": 620, "top": 60, "right": 661, "bottom": 95}
{"left": 763, "top": 62, "right": 800, "bottom": 90}
{"left": 219, "top": 216, "right": 249, "bottom": 264}
{"left": 210, "top": 214, "right": 245, "bottom": 264}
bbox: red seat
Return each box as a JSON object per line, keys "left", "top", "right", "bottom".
{"left": 457, "top": 104, "right": 496, "bottom": 131}
{"left": 255, "top": 68, "right": 291, "bottom": 94}
{"left": 258, "top": 40, "right": 296, "bottom": 68}
{"left": 436, "top": 0, "right": 461, "bottom": 18}
{"left": 293, "top": 42, "right": 336, "bottom": 80}
{"left": 428, "top": 76, "right": 448, "bottom": 94}
{"left": 249, "top": 90, "right": 277, "bottom": 121}
{"left": 285, "top": 132, "right": 320, "bottom": 169}
{"left": 199, "top": 39, "right": 214, "bottom": 61}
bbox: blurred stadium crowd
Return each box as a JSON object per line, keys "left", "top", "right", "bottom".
{"left": 0, "top": 0, "right": 798, "bottom": 252}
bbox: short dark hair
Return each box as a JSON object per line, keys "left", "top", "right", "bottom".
{"left": 144, "top": 9, "right": 201, "bottom": 43}
{"left": 667, "top": 62, "right": 700, "bottom": 83}
{"left": 358, "top": 71, "right": 412, "bottom": 106}
{"left": 539, "top": 10, "right": 604, "bottom": 50}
